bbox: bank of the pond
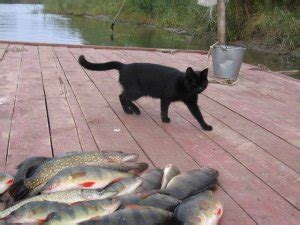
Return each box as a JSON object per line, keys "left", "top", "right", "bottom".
{"left": 43, "top": 0, "right": 299, "bottom": 51}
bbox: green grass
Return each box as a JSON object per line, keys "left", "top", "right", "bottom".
{"left": 42, "top": 0, "right": 299, "bottom": 50}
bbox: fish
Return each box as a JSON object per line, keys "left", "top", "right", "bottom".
{"left": 41, "top": 166, "right": 135, "bottom": 193}
{"left": 135, "top": 168, "right": 163, "bottom": 193}
{"left": 175, "top": 190, "right": 223, "bottom": 225}
{"left": 5, "top": 201, "right": 70, "bottom": 224}
{"left": 14, "top": 156, "right": 51, "bottom": 183}
{"left": 78, "top": 206, "right": 177, "bottom": 225}
{"left": 102, "top": 177, "right": 143, "bottom": 197}
{"left": 0, "top": 189, "right": 116, "bottom": 219}
{"left": 9, "top": 151, "right": 138, "bottom": 201}
{"left": 161, "top": 164, "right": 180, "bottom": 189}
{"left": 0, "top": 173, "right": 14, "bottom": 195}
{"left": 44, "top": 198, "right": 121, "bottom": 225}
{"left": 119, "top": 193, "right": 181, "bottom": 211}
{"left": 162, "top": 167, "right": 219, "bottom": 200}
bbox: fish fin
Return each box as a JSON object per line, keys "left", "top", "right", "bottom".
{"left": 38, "top": 218, "right": 47, "bottom": 224}
{"left": 71, "top": 201, "right": 81, "bottom": 206}
{"left": 109, "top": 178, "right": 123, "bottom": 184}
{"left": 44, "top": 212, "right": 56, "bottom": 222}
{"left": 128, "top": 162, "right": 149, "bottom": 175}
{"left": 25, "top": 165, "right": 40, "bottom": 179}
{"left": 79, "top": 181, "right": 96, "bottom": 188}
{"left": 6, "top": 178, "right": 14, "bottom": 185}
{"left": 8, "top": 180, "right": 30, "bottom": 201}
{"left": 125, "top": 204, "right": 140, "bottom": 209}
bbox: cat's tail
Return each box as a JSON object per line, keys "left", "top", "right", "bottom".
{"left": 78, "top": 55, "right": 123, "bottom": 71}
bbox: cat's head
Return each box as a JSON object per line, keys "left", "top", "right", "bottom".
{"left": 184, "top": 67, "right": 208, "bottom": 94}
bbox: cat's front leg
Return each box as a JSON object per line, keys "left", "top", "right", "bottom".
{"left": 184, "top": 100, "right": 213, "bottom": 131}
{"left": 161, "top": 99, "right": 171, "bottom": 123}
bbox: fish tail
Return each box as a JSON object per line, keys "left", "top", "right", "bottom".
{"left": 8, "top": 180, "right": 30, "bottom": 201}
{"left": 128, "top": 162, "right": 149, "bottom": 175}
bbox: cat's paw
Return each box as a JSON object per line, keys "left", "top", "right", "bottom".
{"left": 202, "top": 124, "right": 213, "bottom": 131}
{"left": 124, "top": 107, "right": 133, "bottom": 114}
{"left": 162, "top": 117, "right": 171, "bottom": 123}
{"left": 130, "top": 104, "right": 141, "bottom": 115}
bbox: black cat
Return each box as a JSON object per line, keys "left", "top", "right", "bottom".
{"left": 78, "top": 55, "right": 212, "bottom": 131}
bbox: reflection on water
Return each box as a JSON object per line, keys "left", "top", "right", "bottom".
{"left": 0, "top": 4, "right": 298, "bottom": 73}
{"left": 0, "top": 4, "right": 83, "bottom": 44}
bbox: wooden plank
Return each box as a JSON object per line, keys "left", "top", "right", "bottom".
{"left": 72, "top": 48, "right": 257, "bottom": 225}
{"left": 53, "top": 47, "right": 152, "bottom": 165}
{"left": 199, "top": 94, "right": 300, "bottom": 172}
{"left": 0, "top": 40, "right": 207, "bottom": 54}
{"left": 0, "top": 44, "right": 8, "bottom": 61}
{"left": 40, "top": 68, "right": 98, "bottom": 152}
{"left": 113, "top": 49, "right": 300, "bottom": 224}
{"left": 0, "top": 44, "right": 23, "bottom": 172}
{"left": 38, "top": 46, "right": 82, "bottom": 155}
{"left": 5, "top": 46, "right": 52, "bottom": 174}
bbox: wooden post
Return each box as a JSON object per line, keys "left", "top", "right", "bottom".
{"left": 217, "top": 0, "right": 226, "bottom": 44}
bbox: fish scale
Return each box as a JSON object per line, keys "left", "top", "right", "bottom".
{"left": 0, "top": 189, "right": 117, "bottom": 219}
{"left": 44, "top": 199, "right": 121, "bottom": 225}
{"left": 9, "top": 151, "right": 138, "bottom": 200}
{"left": 78, "top": 206, "right": 176, "bottom": 225}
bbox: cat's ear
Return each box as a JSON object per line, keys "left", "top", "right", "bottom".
{"left": 186, "top": 67, "right": 195, "bottom": 76}
{"left": 201, "top": 68, "right": 208, "bottom": 78}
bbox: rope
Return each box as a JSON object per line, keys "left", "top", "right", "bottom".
{"left": 111, "top": 0, "right": 126, "bottom": 31}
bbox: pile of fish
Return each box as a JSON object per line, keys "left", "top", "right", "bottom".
{"left": 0, "top": 151, "right": 223, "bottom": 224}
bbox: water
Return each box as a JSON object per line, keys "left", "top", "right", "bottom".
{"left": 0, "top": 4, "right": 298, "bottom": 73}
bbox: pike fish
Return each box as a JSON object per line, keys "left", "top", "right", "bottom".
{"left": 135, "top": 168, "right": 163, "bottom": 193}
{"left": 5, "top": 201, "right": 70, "bottom": 224}
{"left": 0, "top": 173, "right": 14, "bottom": 195}
{"left": 44, "top": 199, "right": 121, "bottom": 225}
{"left": 41, "top": 166, "right": 135, "bottom": 193}
{"left": 175, "top": 191, "right": 223, "bottom": 225}
{"left": 9, "top": 151, "right": 138, "bottom": 200}
{"left": 102, "top": 177, "right": 143, "bottom": 197}
{"left": 119, "top": 193, "right": 181, "bottom": 211}
{"left": 14, "top": 156, "right": 51, "bottom": 183}
{"left": 161, "top": 164, "right": 180, "bottom": 189}
{"left": 78, "top": 206, "right": 177, "bottom": 225}
{"left": 0, "top": 189, "right": 116, "bottom": 219}
{"left": 163, "top": 167, "right": 218, "bottom": 200}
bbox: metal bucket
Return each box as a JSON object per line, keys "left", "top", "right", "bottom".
{"left": 212, "top": 44, "right": 246, "bottom": 79}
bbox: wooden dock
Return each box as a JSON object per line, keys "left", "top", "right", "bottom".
{"left": 0, "top": 42, "right": 299, "bottom": 225}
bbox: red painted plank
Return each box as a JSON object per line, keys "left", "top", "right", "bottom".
{"left": 5, "top": 46, "right": 52, "bottom": 174}
{"left": 71, "top": 48, "right": 256, "bottom": 225}
{"left": 38, "top": 46, "right": 85, "bottom": 155}
{"left": 0, "top": 45, "right": 23, "bottom": 172}
{"left": 110, "top": 49, "right": 299, "bottom": 224}
{"left": 198, "top": 94, "right": 300, "bottom": 172}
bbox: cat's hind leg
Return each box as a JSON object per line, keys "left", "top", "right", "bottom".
{"left": 119, "top": 94, "right": 133, "bottom": 114}
{"left": 120, "top": 91, "right": 142, "bottom": 115}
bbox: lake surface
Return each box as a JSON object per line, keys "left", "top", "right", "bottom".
{"left": 0, "top": 4, "right": 298, "bottom": 73}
